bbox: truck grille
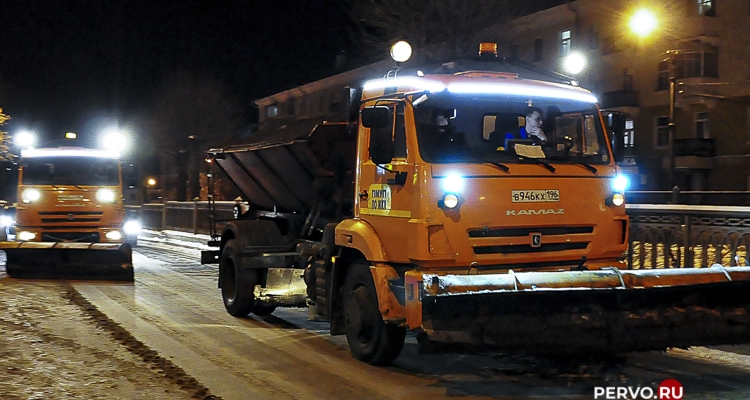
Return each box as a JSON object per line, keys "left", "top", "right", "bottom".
{"left": 39, "top": 211, "right": 103, "bottom": 224}
{"left": 470, "top": 226, "right": 593, "bottom": 255}
{"left": 41, "top": 232, "right": 100, "bottom": 242}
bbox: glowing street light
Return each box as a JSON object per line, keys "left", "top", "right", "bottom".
{"left": 100, "top": 128, "right": 130, "bottom": 154}
{"left": 629, "top": 9, "right": 657, "bottom": 38}
{"left": 146, "top": 178, "right": 156, "bottom": 187}
{"left": 390, "top": 41, "right": 412, "bottom": 63}
{"left": 14, "top": 130, "right": 36, "bottom": 149}
{"left": 563, "top": 52, "right": 587, "bottom": 75}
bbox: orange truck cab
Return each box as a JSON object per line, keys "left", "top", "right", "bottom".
{"left": 0, "top": 147, "right": 133, "bottom": 281}
{"left": 205, "top": 56, "right": 750, "bottom": 366}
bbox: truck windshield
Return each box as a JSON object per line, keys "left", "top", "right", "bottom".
{"left": 414, "top": 93, "right": 610, "bottom": 165}
{"left": 21, "top": 157, "right": 120, "bottom": 186}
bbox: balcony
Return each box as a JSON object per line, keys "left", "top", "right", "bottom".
{"left": 663, "top": 138, "right": 715, "bottom": 171}
{"left": 675, "top": 138, "right": 715, "bottom": 157}
{"left": 600, "top": 90, "right": 639, "bottom": 109}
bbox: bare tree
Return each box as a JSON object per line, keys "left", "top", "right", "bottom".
{"left": 0, "top": 109, "right": 13, "bottom": 162}
{"left": 147, "top": 72, "right": 248, "bottom": 201}
{"left": 344, "top": 0, "right": 539, "bottom": 63}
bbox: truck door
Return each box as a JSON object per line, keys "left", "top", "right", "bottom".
{"left": 358, "top": 102, "right": 415, "bottom": 263}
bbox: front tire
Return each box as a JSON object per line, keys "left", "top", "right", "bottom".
{"left": 343, "top": 260, "right": 406, "bottom": 365}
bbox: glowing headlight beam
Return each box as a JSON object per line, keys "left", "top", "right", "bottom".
{"left": 612, "top": 175, "right": 630, "bottom": 192}
{"left": 97, "top": 188, "right": 116, "bottom": 203}
{"left": 442, "top": 173, "right": 465, "bottom": 193}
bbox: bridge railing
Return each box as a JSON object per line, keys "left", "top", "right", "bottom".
{"left": 128, "top": 201, "right": 750, "bottom": 270}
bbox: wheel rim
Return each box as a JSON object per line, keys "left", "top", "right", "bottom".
{"left": 346, "top": 284, "right": 376, "bottom": 344}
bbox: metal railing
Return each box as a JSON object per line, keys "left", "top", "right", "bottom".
{"left": 130, "top": 201, "right": 750, "bottom": 270}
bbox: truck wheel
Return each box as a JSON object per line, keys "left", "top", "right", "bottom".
{"left": 220, "top": 239, "right": 257, "bottom": 316}
{"left": 343, "top": 260, "right": 406, "bottom": 365}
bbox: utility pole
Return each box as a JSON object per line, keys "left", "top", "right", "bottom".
{"left": 667, "top": 52, "right": 677, "bottom": 190}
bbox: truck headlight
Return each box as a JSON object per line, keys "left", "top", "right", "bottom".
{"left": 612, "top": 174, "right": 629, "bottom": 192}
{"left": 22, "top": 188, "right": 41, "bottom": 203}
{"left": 97, "top": 188, "right": 116, "bottom": 203}
{"left": 123, "top": 220, "right": 142, "bottom": 235}
{"left": 607, "top": 192, "right": 625, "bottom": 207}
{"left": 105, "top": 231, "right": 123, "bottom": 241}
{"left": 17, "top": 231, "right": 37, "bottom": 241}
{"left": 442, "top": 173, "right": 465, "bottom": 193}
{"left": 438, "top": 193, "right": 460, "bottom": 209}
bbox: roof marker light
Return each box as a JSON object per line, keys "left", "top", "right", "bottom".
{"left": 447, "top": 82, "right": 597, "bottom": 103}
{"left": 363, "top": 77, "right": 446, "bottom": 93}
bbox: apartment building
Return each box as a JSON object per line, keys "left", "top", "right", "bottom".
{"left": 498, "top": 0, "right": 750, "bottom": 191}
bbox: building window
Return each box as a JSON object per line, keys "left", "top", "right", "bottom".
{"left": 698, "top": 0, "right": 714, "bottom": 15}
{"left": 534, "top": 38, "right": 543, "bottom": 62}
{"left": 624, "top": 120, "right": 634, "bottom": 147}
{"left": 266, "top": 104, "right": 278, "bottom": 119}
{"left": 656, "top": 116, "right": 669, "bottom": 147}
{"left": 560, "top": 30, "right": 571, "bottom": 57}
{"left": 696, "top": 111, "right": 709, "bottom": 138}
{"left": 678, "top": 50, "right": 718, "bottom": 78}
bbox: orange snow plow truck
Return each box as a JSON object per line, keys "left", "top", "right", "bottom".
{"left": 0, "top": 147, "right": 133, "bottom": 281}
{"left": 202, "top": 51, "right": 750, "bottom": 365}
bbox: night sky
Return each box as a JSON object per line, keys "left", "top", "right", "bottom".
{"left": 0, "top": 0, "right": 354, "bottom": 141}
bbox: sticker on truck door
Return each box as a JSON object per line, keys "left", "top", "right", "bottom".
{"left": 360, "top": 184, "right": 411, "bottom": 218}
{"left": 369, "top": 184, "right": 391, "bottom": 210}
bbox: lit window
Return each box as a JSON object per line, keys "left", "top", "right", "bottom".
{"left": 560, "top": 30, "right": 571, "bottom": 57}
{"left": 624, "top": 120, "right": 635, "bottom": 148}
{"left": 266, "top": 104, "right": 278, "bottom": 119}
{"left": 698, "top": 0, "right": 714, "bottom": 15}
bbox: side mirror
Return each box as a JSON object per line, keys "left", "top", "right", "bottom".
{"left": 361, "top": 106, "right": 391, "bottom": 128}
{"left": 363, "top": 107, "right": 394, "bottom": 164}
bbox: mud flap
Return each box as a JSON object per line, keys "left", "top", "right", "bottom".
{"left": 1, "top": 242, "right": 133, "bottom": 282}
{"left": 420, "top": 270, "right": 750, "bottom": 356}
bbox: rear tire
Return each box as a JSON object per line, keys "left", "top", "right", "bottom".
{"left": 343, "top": 260, "right": 406, "bottom": 365}
{"left": 220, "top": 239, "right": 257, "bottom": 316}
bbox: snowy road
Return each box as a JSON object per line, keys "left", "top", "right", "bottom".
{"left": 2, "top": 239, "right": 750, "bottom": 399}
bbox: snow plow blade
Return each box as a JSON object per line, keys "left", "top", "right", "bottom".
{"left": 419, "top": 266, "right": 750, "bottom": 356}
{"left": 0, "top": 242, "right": 133, "bottom": 282}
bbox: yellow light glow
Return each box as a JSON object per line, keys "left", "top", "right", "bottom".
{"left": 65, "top": 132, "right": 77, "bottom": 139}
{"left": 630, "top": 9, "right": 657, "bottom": 38}
{"left": 147, "top": 178, "right": 156, "bottom": 187}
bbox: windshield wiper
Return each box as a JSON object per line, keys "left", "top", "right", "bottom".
{"left": 553, "top": 159, "right": 598, "bottom": 174}
{"left": 514, "top": 154, "right": 556, "bottom": 173}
